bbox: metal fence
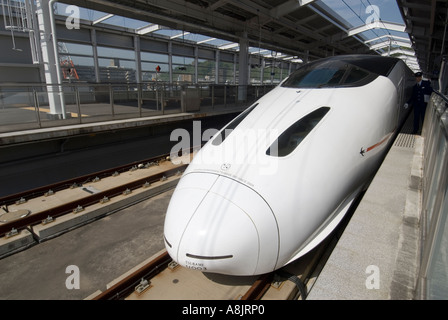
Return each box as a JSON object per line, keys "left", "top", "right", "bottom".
{"left": 0, "top": 82, "right": 276, "bottom": 133}
{"left": 418, "top": 91, "right": 448, "bottom": 299}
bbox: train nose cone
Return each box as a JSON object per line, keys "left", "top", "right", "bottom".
{"left": 164, "top": 172, "right": 279, "bottom": 276}
{"left": 178, "top": 191, "right": 259, "bottom": 275}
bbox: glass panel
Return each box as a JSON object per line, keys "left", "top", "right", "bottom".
{"left": 345, "top": 67, "right": 370, "bottom": 84}
{"left": 0, "top": 87, "right": 37, "bottom": 126}
{"left": 198, "top": 58, "right": 215, "bottom": 83}
{"left": 267, "top": 107, "right": 330, "bottom": 157}
{"left": 59, "top": 42, "right": 93, "bottom": 56}
{"left": 250, "top": 65, "right": 262, "bottom": 84}
{"left": 172, "top": 56, "right": 195, "bottom": 82}
{"left": 281, "top": 60, "right": 374, "bottom": 89}
{"left": 282, "top": 62, "right": 348, "bottom": 88}
{"left": 218, "top": 61, "right": 234, "bottom": 84}
{"left": 427, "top": 183, "right": 448, "bottom": 299}
{"left": 141, "top": 52, "right": 169, "bottom": 63}
{"left": 97, "top": 46, "right": 135, "bottom": 60}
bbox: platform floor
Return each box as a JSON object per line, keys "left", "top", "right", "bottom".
{"left": 307, "top": 130, "right": 423, "bottom": 300}
{"left": 0, "top": 103, "right": 246, "bottom": 146}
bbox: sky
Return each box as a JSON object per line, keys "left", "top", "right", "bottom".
{"left": 322, "top": 0, "right": 404, "bottom": 26}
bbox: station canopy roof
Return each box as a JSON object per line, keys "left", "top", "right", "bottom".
{"left": 396, "top": 0, "right": 448, "bottom": 78}
{"left": 58, "top": 0, "right": 419, "bottom": 71}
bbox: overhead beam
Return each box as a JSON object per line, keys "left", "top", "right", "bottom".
{"left": 369, "top": 39, "right": 413, "bottom": 51}
{"left": 347, "top": 21, "right": 406, "bottom": 37}
{"left": 197, "top": 37, "right": 216, "bottom": 44}
{"left": 364, "top": 35, "right": 410, "bottom": 44}
{"left": 135, "top": 23, "right": 161, "bottom": 35}
{"left": 270, "top": 0, "right": 316, "bottom": 19}
{"left": 92, "top": 13, "right": 114, "bottom": 25}
{"left": 228, "top": 0, "right": 350, "bottom": 54}
{"left": 219, "top": 42, "right": 239, "bottom": 50}
{"left": 170, "top": 31, "right": 190, "bottom": 39}
{"left": 399, "top": 1, "right": 431, "bottom": 12}
{"left": 384, "top": 48, "right": 416, "bottom": 57}
{"left": 208, "top": 0, "right": 231, "bottom": 11}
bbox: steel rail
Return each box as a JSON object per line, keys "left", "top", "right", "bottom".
{"left": 240, "top": 273, "right": 274, "bottom": 300}
{"left": 88, "top": 225, "right": 343, "bottom": 301}
{"left": 0, "top": 164, "right": 187, "bottom": 237}
{"left": 0, "top": 152, "right": 175, "bottom": 207}
{"left": 92, "top": 251, "right": 173, "bottom": 300}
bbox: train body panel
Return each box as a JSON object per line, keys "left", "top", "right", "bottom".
{"left": 163, "top": 55, "right": 414, "bottom": 275}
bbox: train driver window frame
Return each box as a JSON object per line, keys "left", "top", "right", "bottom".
{"left": 266, "top": 107, "right": 330, "bottom": 157}
{"left": 281, "top": 60, "right": 375, "bottom": 89}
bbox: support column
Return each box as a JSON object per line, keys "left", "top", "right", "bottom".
{"left": 260, "top": 57, "right": 265, "bottom": 84}
{"left": 134, "top": 35, "right": 142, "bottom": 83}
{"left": 91, "top": 29, "right": 100, "bottom": 83}
{"left": 168, "top": 41, "right": 173, "bottom": 84}
{"left": 194, "top": 46, "right": 198, "bottom": 84}
{"left": 304, "top": 50, "right": 310, "bottom": 64}
{"left": 238, "top": 31, "right": 249, "bottom": 102}
{"left": 215, "top": 49, "right": 219, "bottom": 84}
{"left": 36, "top": 0, "right": 66, "bottom": 118}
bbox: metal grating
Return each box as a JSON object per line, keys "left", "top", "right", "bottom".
{"left": 394, "top": 111, "right": 415, "bottom": 148}
{"left": 394, "top": 133, "right": 415, "bottom": 148}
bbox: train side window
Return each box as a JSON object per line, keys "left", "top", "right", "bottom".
{"left": 212, "top": 103, "right": 258, "bottom": 146}
{"left": 266, "top": 107, "right": 330, "bottom": 157}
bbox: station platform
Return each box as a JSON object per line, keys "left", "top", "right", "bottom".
{"left": 0, "top": 104, "right": 246, "bottom": 146}
{"left": 307, "top": 128, "right": 423, "bottom": 299}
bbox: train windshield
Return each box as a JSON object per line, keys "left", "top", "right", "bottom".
{"left": 281, "top": 60, "right": 375, "bottom": 89}
{"left": 266, "top": 107, "right": 330, "bottom": 157}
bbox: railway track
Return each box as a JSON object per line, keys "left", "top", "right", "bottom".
{"left": 88, "top": 188, "right": 361, "bottom": 301}
{"left": 0, "top": 150, "right": 193, "bottom": 256}
{"left": 0, "top": 147, "right": 359, "bottom": 300}
{"left": 89, "top": 232, "right": 338, "bottom": 301}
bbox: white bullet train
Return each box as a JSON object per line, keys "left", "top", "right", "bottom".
{"left": 163, "top": 54, "right": 415, "bottom": 276}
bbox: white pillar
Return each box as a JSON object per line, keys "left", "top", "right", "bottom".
{"left": 36, "top": 0, "right": 66, "bottom": 118}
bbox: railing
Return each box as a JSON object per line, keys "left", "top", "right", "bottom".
{"left": 418, "top": 91, "right": 448, "bottom": 299}
{"left": 0, "top": 82, "right": 276, "bottom": 133}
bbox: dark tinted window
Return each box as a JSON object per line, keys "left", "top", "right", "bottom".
{"left": 212, "top": 103, "right": 258, "bottom": 146}
{"left": 345, "top": 67, "right": 370, "bottom": 84}
{"left": 266, "top": 107, "right": 330, "bottom": 157}
{"left": 282, "top": 59, "right": 375, "bottom": 89}
{"left": 339, "top": 55, "right": 399, "bottom": 76}
{"left": 282, "top": 61, "right": 349, "bottom": 88}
